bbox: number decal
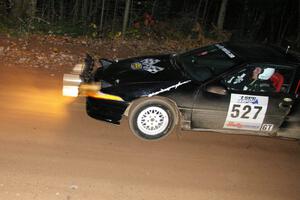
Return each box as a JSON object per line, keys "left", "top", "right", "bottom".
{"left": 253, "top": 106, "right": 262, "bottom": 119}
{"left": 229, "top": 105, "right": 262, "bottom": 120}
{"left": 230, "top": 104, "right": 240, "bottom": 118}
{"left": 241, "top": 105, "right": 251, "bottom": 119}
{"left": 224, "top": 94, "right": 269, "bottom": 131}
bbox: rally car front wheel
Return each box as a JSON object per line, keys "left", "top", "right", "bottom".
{"left": 129, "top": 98, "right": 178, "bottom": 140}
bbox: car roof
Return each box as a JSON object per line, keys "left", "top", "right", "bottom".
{"left": 224, "top": 42, "right": 300, "bottom": 66}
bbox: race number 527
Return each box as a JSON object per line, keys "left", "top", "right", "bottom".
{"left": 230, "top": 104, "right": 263, "bottom": 119}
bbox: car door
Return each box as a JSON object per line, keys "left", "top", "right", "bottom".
{"left": 191, "top": 64, "right": 296, "bottom": 135}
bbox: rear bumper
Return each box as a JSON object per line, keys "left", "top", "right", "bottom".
{"left": 86, "top": 97, "right": 129, "bottom": 124}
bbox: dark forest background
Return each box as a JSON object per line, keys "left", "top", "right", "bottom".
{"left": 0, "top": 0, "right": 299, "bottom": 49}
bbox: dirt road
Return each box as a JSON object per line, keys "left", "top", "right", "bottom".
{"left": 0, "top": 65, "right": 299, "bottom": 200}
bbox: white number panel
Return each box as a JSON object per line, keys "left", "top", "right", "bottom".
{"left": 224, "top": 94, "right": 269, "bottom": 131}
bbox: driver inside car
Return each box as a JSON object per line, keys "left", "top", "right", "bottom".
{"left": 224, "top": 66, "right": 276, "bottom": 92}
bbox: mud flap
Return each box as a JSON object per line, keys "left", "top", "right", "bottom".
{"left": 277, "top": 102, "right": 300, "bottom": 139}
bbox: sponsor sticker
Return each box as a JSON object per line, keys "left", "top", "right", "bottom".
{"left": 260, "top": 124, "right": 274, "bottom": 132}
{"left": 215, "top": 44, "right": 236, "bottom": 58}
{"left": 131, "top": 62, "right": 142, "bottom": 70}
{"left": 225, "top": 121, "right": 243, "bottom": 128}
{"left": 131, "top": 58, "right": 164, "bottom": 74}
{"left": 224, "top": 94, "right": 268, "bottom": 131}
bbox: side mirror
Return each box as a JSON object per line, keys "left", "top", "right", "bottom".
{"left": 206, "top": 85, "right": 228, "bottom": 96}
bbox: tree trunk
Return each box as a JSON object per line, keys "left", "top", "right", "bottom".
{"left": 129, "top": 0, "right": 134, "bottom": 26}
{"left": 88, "top": 0, "right": 94, "bottom": 22}
{"left": 183, "top": 0, "right": 188, "bottom": 12}
{"left": 276, "top": 4, "right": 287, "bottom": 45}
{"left": 9, "top": 0, "right": 37, "bottom": 20}
{"left": 92, "top": 0, "right": 99, "bottom": 22}
{"left": 112, "top": 0, "right": 118, "bottom": 33}
{"left": 202, "top": 0, "right": 208, "bottom": 20}
{"left": 41, "top": 0, "right": 46, "bottom": 18}
{"left": 99, "top": 0, "right": 106, "bottom": 34}
{"left": 297, "top": 0, "right": 300, "bottom": 47}
{"left": 72, "top": 0, "right": 80, "bottom": 24}
{"left": 46, "top": 0, "right": 51, "bottom": 20}
{"left": 59, "top": 0, "right": 64, "bottom": 21}
{"left": 50, "top": 0, "right": 55, "bottom": 22}
{"left": 82, "top": 0, "right": 88, "bottom": 25}
{"left": 194, "top": 0, "right": 203, "bottom": 23}
{"left": 9, "top": 0, "right": 23, "bottom": 19}
{"left": 104, "top": 0, "right": 111, "bottom": 31}
{"left": 217, "top": 0, "right": 229, "bottom": 30}
{"left": 0, "top": 0, "right": 7, "bottom": 19}
{"left": 203, "top": 0, "right": 212, "bottom": 26}
{"left": 122, "top": 0, "right": 131, "bottom": 37}
{"left": 241, "top": 0, "right": 248, "bottom": 37}
{"left": 27, "top": 0, "right": 37, "bottom": 17}
{"left": 151, "top": 0, "right": 158, "bottom": 16}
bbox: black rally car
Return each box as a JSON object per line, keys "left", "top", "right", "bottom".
{"left": 63, "top": 42, "right": 300, "bottom": 140}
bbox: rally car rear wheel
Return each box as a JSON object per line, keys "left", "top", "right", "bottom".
{"left": 129, "top": 98, "right": 178, "bottom": 140}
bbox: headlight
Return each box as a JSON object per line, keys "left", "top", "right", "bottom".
{"left": 63, "top": 86, "right": 80, "bottom": 97}
{"left": 62, "top": 74, "right": 82, "bottom": 97}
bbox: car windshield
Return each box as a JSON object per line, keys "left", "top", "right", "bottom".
{"left": 175, "top": 44, "right": 241, "bottom": 82}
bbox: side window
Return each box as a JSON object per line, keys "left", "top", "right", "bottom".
{"left": 223, "top": 65, "right": 294, "bottom": 94}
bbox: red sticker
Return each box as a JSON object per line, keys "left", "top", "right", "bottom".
{"left": 197, "top": 51, "right": 208, "bottom": 56}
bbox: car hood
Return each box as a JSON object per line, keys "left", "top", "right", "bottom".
{"left": 96, "top": 54, "right": 185, "bottom": 84}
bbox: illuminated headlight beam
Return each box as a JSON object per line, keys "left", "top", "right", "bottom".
{"left": 62, "top": 74, "right": 82, "bottom": 97}
{"left": 63, "top": 86, "right": 80, "bottom": 97}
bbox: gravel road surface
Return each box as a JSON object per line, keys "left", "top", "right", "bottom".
{"left": 0, "top": 66, "right": 299, "bottom": 200}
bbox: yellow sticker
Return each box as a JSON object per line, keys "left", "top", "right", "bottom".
{"left": 131, "top": 62, "right": 142, "bottom": 70}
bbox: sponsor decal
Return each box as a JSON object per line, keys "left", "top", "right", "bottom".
{"left": 147, "top": 80, "right": 191, "bottom": 97}
{"left": 225, "top": 122, "right": 261, "bottom": 130}
{"left": 237, "top": 95, "right": 259, "bottom": 104}
{"left": 131, "top": 62, "right": 142, "bottom": 70}
{"left": 131, "top": 58, "right": 164, "bottom": 74}
{"left": 261, "top": 124, "right": 274, "bottom": 132}
{"left": 215, "top": 44, "right": 235, "bottom": 58}
{"left": 224, "top": 94, "right": 268, "bottom": 131}
{"left": 225, "top": 122, "right": 243, "bottom": 128}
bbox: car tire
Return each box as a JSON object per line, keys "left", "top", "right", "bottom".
{"left": 129, "top": 98, "right": 178, "bottom": 140}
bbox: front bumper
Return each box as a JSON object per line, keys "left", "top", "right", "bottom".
{"left": 86, "top": 97, "right": 129, "bottom": 124}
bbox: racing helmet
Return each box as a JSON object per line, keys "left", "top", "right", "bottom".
{"left": 258, "top": 68, "right": 275, "bottom": 80}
